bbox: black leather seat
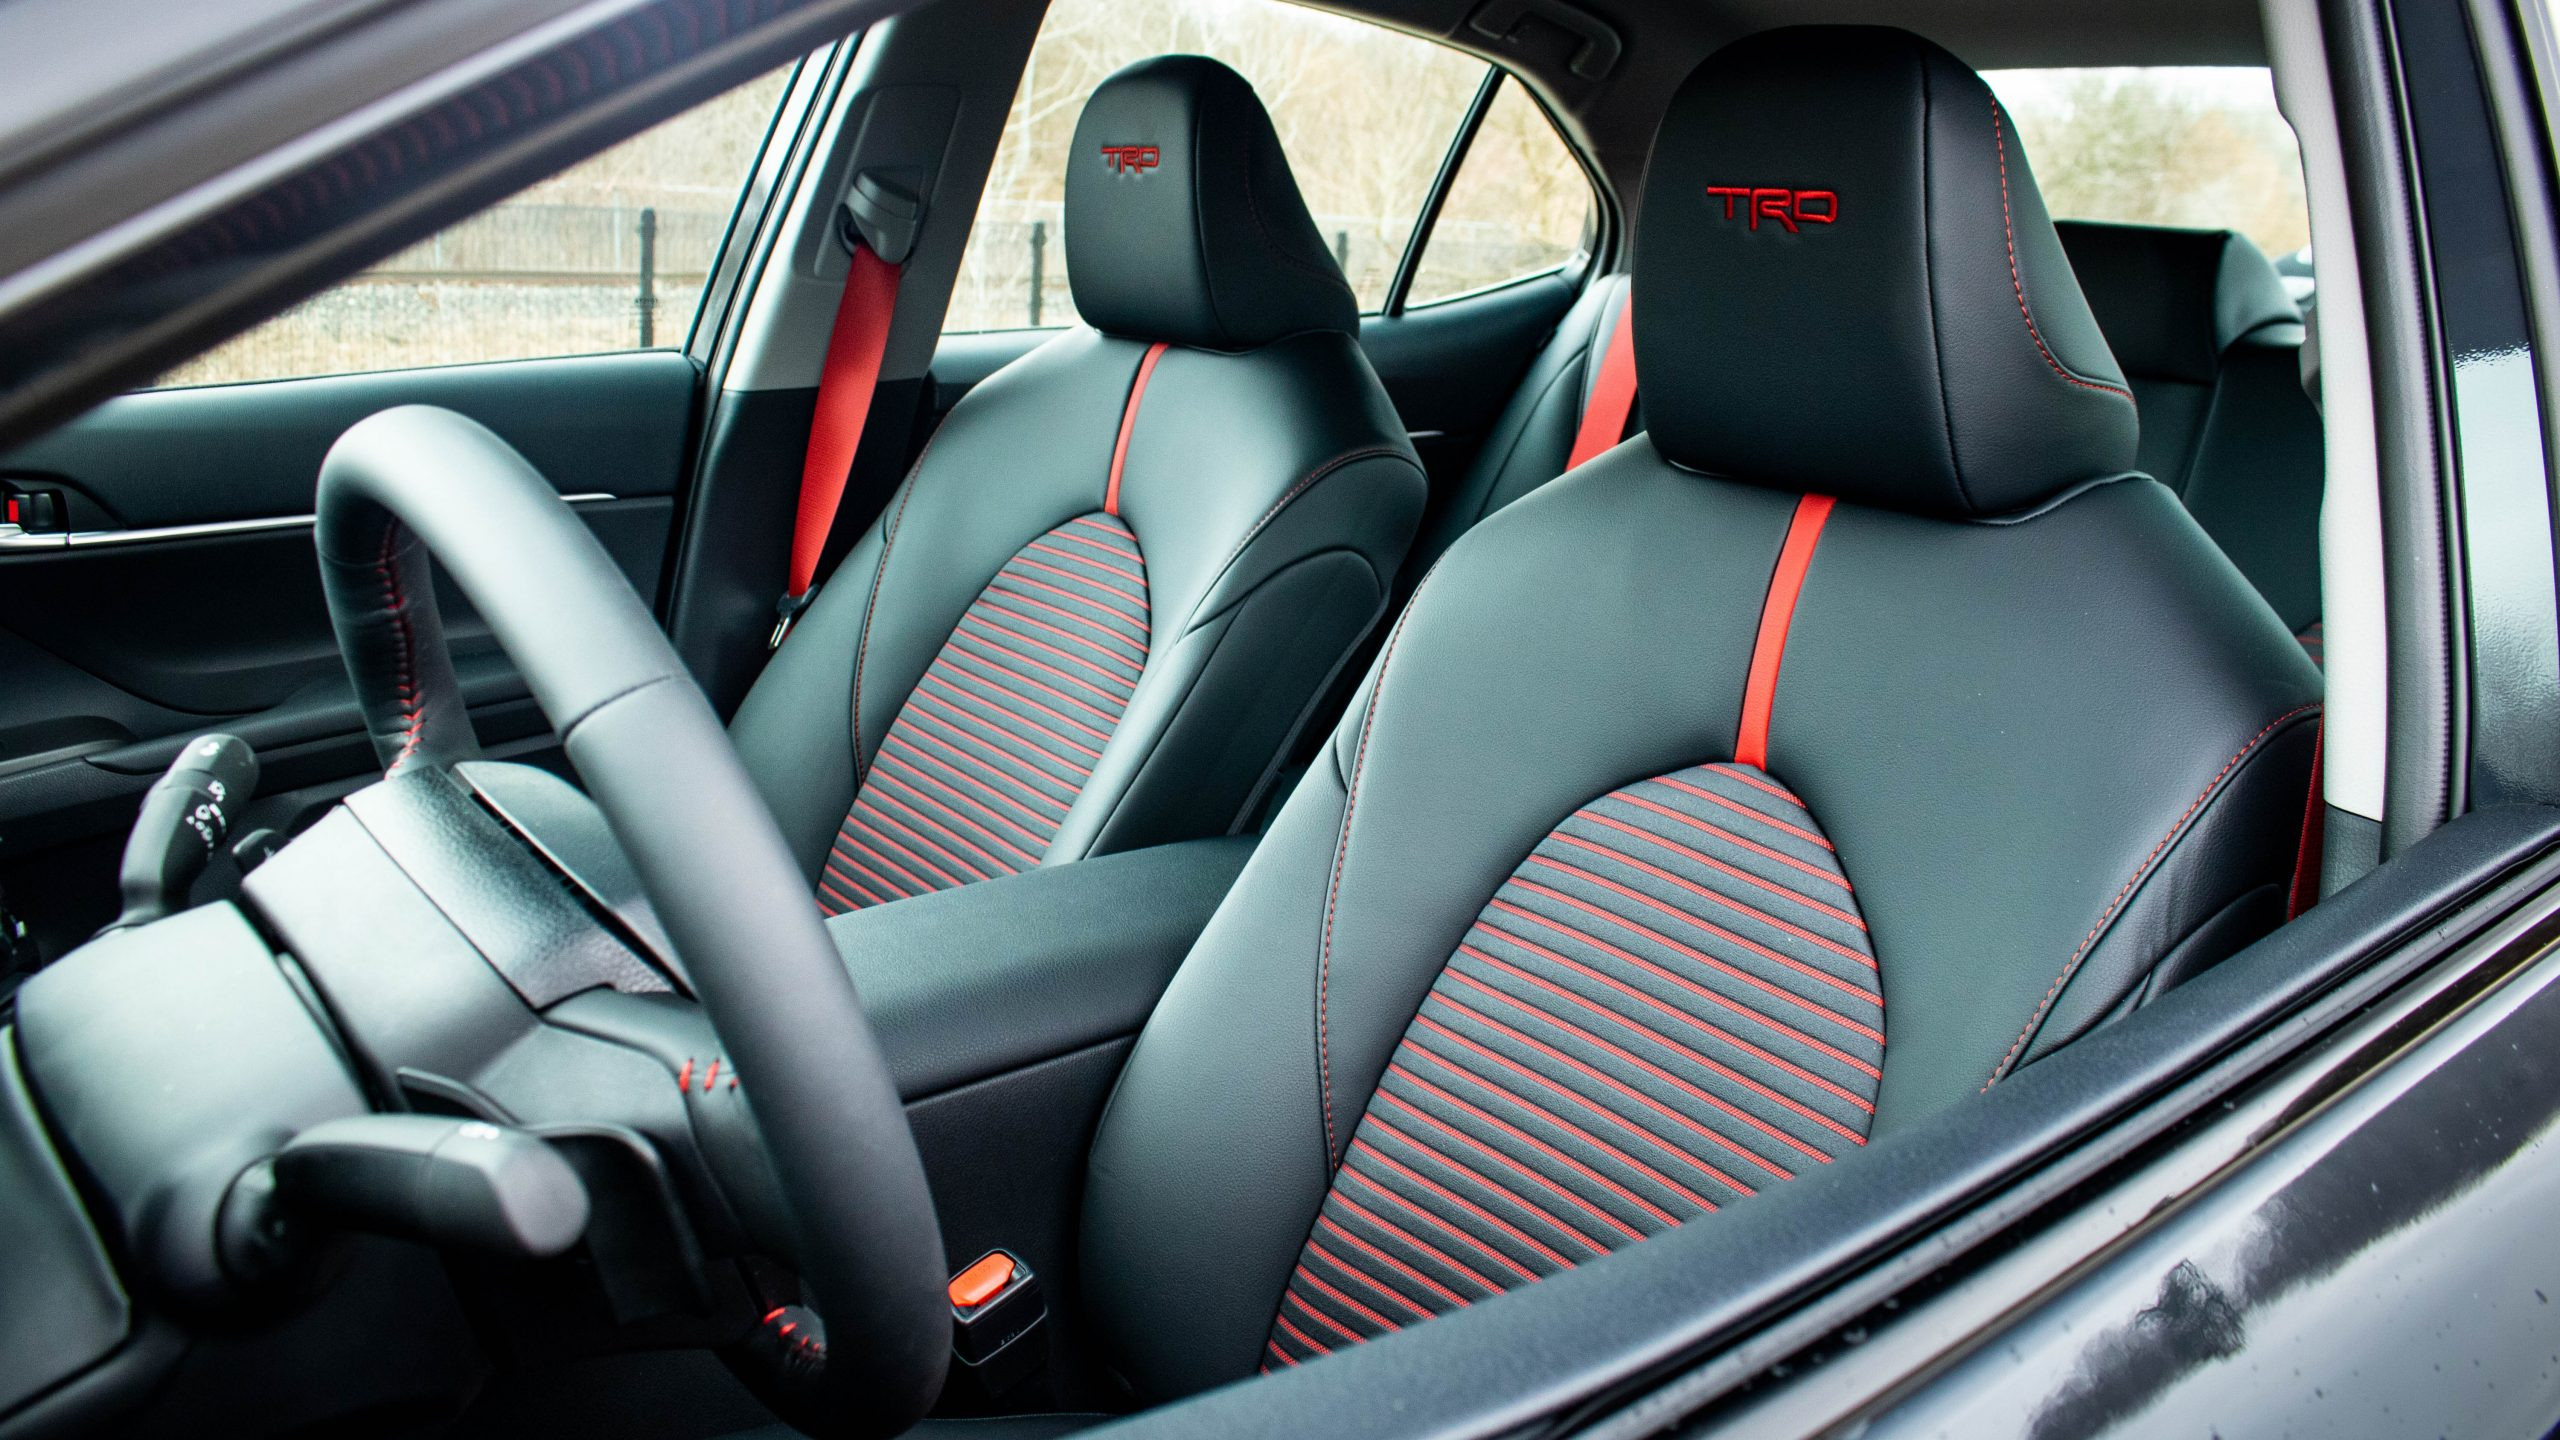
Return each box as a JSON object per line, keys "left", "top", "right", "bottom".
{"left": 2056, "top": 220, "right": 2326, "bottom": 655}
{"left": 731, "top": 57, "right": 1425, "bottom": 913}
{"left": 1072, "top": 26, "right": 2324, "bottom": 1398}
{"left": 1425, "top": 231, "right": 2326, "bottom": 669}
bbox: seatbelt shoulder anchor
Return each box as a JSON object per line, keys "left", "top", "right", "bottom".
{"left": 838, "top": 167, "right": 925, "bottom": 266}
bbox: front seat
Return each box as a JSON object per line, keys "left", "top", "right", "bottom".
{"left": 731, "top": 56, "right": 1425, "bottom": 913}
{"left": 1074, "top": 26, "right": 2324, "bottom": 1397}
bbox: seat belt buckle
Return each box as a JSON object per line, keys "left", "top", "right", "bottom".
{"left": 770, "top": 587, "right": 816, "bottom": 650}
{"left": 947, "top": 1248, "right": 1044, "bottom": 1396}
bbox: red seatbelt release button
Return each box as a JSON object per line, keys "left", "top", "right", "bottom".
{"left": 949, "top": 1251, "right": 1019, "bottom": 1309}
{"left": 948, "top": 1248, "right": 1044, "bottom": 1392}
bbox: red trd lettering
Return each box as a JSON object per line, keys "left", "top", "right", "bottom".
{"left": 1100, "top": 145, "right": 1161, "bottom": 175}
{"left": 1705, "top": 186, "right": 1841, "bottom": 231}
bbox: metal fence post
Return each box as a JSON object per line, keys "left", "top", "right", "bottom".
{"left": 1028, "top": 220, "right": 1047, "bottom": 328}
{"left": 635, "top": 207, "right": 659, "bottom": 348}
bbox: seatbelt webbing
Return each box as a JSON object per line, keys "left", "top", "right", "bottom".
{"left": 1565, "top": 297, "right": 1638, "bottom": 470}
{"left": 782, "top": 244, "right": 903, "bottom": 619}
{"left": 2288, "top": 722, "right": 2326, "bottom": 918}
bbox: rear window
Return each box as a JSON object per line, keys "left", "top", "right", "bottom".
{"left": 1983, "top": 67, "right": 2311, "bottom": 288}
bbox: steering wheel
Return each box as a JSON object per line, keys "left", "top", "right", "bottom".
{"left": 309, "top": 404, "right": 948, "bottom": 1435}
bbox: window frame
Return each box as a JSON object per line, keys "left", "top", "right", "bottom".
{"left": 1384, "top": 67, "right": 1605, "bottom": 317}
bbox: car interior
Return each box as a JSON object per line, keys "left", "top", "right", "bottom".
{"left": 1, "top": 0, "right": 2547, "bottom": 1434}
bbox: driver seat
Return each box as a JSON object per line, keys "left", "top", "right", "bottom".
{"left": 1069, "top": 25, "right": 2323, "bottom": 1400}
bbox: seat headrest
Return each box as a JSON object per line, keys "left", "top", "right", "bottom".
{"left": 1064, "top": 56, "right": 1358, "bottom": 350}
{"left": 2055, "top": 221, "right": 2302, "bottom": 384}
{"left": 1631, "top": 27, "right": 2139, "bottom": 518}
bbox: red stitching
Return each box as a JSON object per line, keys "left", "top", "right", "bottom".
{"left": 1216, "top": 446, "right": 1413, "bottom": 579}
{"left": 1316, "top": 585, "right": 1429, "bottom": 1169}
{"left": 374, "top": 524, "right": 426, "bottom": 773}
{"left": 849, "top": 453, "right": 930, "bottom": 780}
{"left": 1984, "top": 704, "right": 2321, "bottom": 1088}
{"left": 1992, "top": 104, "right": 2132, "bottom": 404}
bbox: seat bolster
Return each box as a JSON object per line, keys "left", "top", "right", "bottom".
{"left": 1082, "top": 759, "right": 1351, "bottom": 1398}
{"left": 1067, "top": 547, "right": 1393, "bottom": 855}
{"left": 1180, "top": 449, "right": 1423, "bottom": 631}
{"left": 2007, "top": 706, "right": 2322, "bottom": 1072}
{"left": 728, "top": 516, "right": 882, "bottom": 879}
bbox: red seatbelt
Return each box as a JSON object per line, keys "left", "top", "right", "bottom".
{"left": 2288, "top": 723, "right": 2325, "bottom": 918}
{"left": 774, "top": 243, "right": 902, "bottom": 645}
{"left": 1565, "top": 296, "right": 1638, "bottom": 470}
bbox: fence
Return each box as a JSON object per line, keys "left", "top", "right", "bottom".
{"left": 944, "top": 206, "right": 1571, "bottom": 333}
{"left": 158, "top": 202, "right": 732, "bottom": 387}
{"left": 159, "top": 200, "right": 1577, "bottom": 386}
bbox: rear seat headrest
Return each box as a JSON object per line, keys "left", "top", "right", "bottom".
{"left": 1630, "top": 26, "right": 2139, "bottom": 519}
{"left": 1064, "top": 55, "right": 1358, "bottom": 350}
{"left": 2055, "top": 221, "right": 2302, "bottom": 385}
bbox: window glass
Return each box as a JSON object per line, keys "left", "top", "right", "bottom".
{"left": 945, "top": 0, "right": 1488, "bottom": 331}
{"left": 153, "top": 66, "right": 795, "bottom": 388}
{"left": 1406, "top": 78, "right": 1590, "bottom": 306}
{"left": 1983, "top": 67, "right": 2311, "bottom": 272}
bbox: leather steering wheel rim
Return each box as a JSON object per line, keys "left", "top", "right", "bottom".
{"left": 313, "top": 405, "right": 949, "bottom": 1438}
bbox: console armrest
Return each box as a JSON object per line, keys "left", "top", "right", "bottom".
{"left": 829, "top": 837, "right": 1255, "bottom": 1100}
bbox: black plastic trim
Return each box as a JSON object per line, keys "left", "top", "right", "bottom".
{"left": 1383, "top": 67, "right": 1502, "bottom": 319}
{"left": 2327, "top": 0, "right": 2466, "bottom": 856}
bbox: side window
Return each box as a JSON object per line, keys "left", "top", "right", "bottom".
{"left": 1406, "top": 79, "right": 1590, "bottom": 306}
{"left": 1983, "top": 67, "right": 2313, "bottom": 299}
{"left": 153, "top": 67, "right": 795, "bottom": 388}
{"left": 946, "top": 0, "right": 1573, "bottom": 333}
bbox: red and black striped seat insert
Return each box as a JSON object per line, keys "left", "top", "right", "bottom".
{"left": 820, "top": 513, "right": 1150, "bottom": 914}
{"left": 1266, "top": 761, "right": 1882, "bottom": 1367}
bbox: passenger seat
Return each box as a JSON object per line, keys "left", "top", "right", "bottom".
{"left": 2054, "top": 221, "right": 2325, "bottom": 651}
{"left": 731, "top": 56, "right": 1425, "bottom": 913}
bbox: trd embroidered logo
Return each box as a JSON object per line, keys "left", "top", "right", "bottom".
{"left": 1705, "top": 186, "right": 1839, "bottom": 232}
{"left": 1100, "top": 145, "right": 1161, "bottom": 175}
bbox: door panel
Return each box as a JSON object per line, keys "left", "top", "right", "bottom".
{"left": 1361, "top": 272, "right": 1580, "bottom": 491}
{"left": 0, "top": 350, "right": 699, "bottom": 944}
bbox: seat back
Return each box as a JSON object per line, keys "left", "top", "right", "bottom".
{"left": 732, "top": 57, "right": 1426, "bottom": 910}
{"left": 1080, "top": 27, "right": 2321, "bottom": 1398}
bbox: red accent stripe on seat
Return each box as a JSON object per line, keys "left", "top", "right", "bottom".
{"left": 1106, "top": 343, "right": 1169, "bottom": 516}
{"left": 1566, "top": 300, "right": 1638, "bottom": 470}
{"left": 1735, "top": 494, "right": 1835, "bottom": 771}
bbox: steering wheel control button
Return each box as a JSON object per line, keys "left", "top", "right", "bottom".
{"left": 948, "top": 1251, "right": 1019, "bottom": 1309}
{"left": 948, "top": 1249, "right": 1045, "bottom": 1396}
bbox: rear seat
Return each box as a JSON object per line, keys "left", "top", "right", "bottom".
{"left": 2055, "top": 220, "right": 2327, "bottom": 652}
{"left": 1412, "top": 223, "right": 2326, "bottom": 662}
{"left": 1408, "top": 273, "right": 1629, "bottom": 574}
